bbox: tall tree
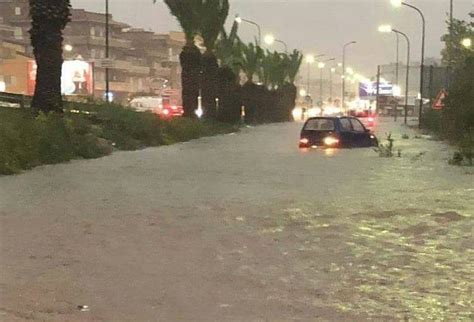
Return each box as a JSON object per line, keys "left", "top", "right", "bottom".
{"left": 441, "top": 16, "right": 474, "bottom": 66}
{"left": 215, "top": 22, "right": 242, "bottom": 123}
{"left": 198, "top": 0, "right": 229, "bottom": 119}
{"left": 240, "top": 42, "right": 264, "bottom": 123}
{"left": 158, "top": 0, "right": 201, "bottom": 117}
{"left": 29, "top": 0, "right": 71, "bottom": 114}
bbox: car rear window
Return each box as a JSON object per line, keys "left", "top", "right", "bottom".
{"left": 304, "top": 118, "right": 335, "bottom": 131}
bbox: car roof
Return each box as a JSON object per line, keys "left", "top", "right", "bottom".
{"left": 306, "top": 116, "right": 351, "bottom": 121}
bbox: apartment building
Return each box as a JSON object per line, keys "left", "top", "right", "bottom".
{"left": 0, "top": 0, "right": 184, "bottom": 103}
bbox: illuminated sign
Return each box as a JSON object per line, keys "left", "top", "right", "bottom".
{"left": 27, "top": 60, "right": 94, "bottom": 96}
{"left": 359, "top": 80, "right": 393, "bottom": 97}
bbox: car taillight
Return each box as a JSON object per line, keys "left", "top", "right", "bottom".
{"left": 162, "top": 109, "right": 170, "bottom": 115}
{"left": 368, "top": 117, "right": 374, "bottom": 122}
{"left": 323, "top": 136, "right": 339, "bottom": 146}
{"left": 300, "top": 138, "right": 309, "bottom": 144}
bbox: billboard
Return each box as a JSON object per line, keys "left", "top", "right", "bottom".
{"left": 27, "top": 60, "right": 94, "bottom": 96}
{"left": 359, "top": 80, "right": 393, "bottom": 97}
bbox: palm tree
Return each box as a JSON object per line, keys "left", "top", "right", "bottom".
{"left": 158, "top": 0, "right": 201, "bottom": 117}
{"left": 240, "top": 42, "right": 264, "bottom": 123}
{"left": 280, "top": 50, "right": 303, "bottom": 121}
{"left": 29, "top": 0, "right": 71, "bottom": 114}
{"left": 215, "top": 21, "right": 241, "bottom": 75}
{"left": 215, "top": 21, "right": 242, "bottom": 122}
{"left": 198, "top": 0, "right": 229, "bottom": 119}
{"left": 259, "top": 50, "right": 302, "bottom": 122}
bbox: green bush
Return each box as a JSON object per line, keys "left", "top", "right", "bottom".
{"left": 423, "top": 109, "right": 443, "bottom": 136}
{"left": 1, "top": 104, "right": 236, "bottom": 175}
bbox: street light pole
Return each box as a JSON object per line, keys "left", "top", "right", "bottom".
{"left": 342, "top": 41, "right": 356, "bottom": 109}
{"left": 105, "top": 0, "right": 110, "bottom": 102}
{"left": 264, "top": 34, "right": 288, "bottom": 53}
{"left": 450, "top": 0, "right": 453, "bottom": 27}
{"left": 392, "top": 29, "right": 411, "bottom": 125}
{"left": 378, "top": 24, "right": 411, "bottom": 124}
{"left": 392, "top": 1, "right": 426, "bottom": 128}
{"left": 275, "top": 39, "right": 288, "bottom": 53}
{"left": 318, "top": 58, "right": 335, "bottom": 105}
{"left": 330, "top": 67, "right": 336, "bottom": 100}
{"left": 235, "top": 15, "right": 261, "bottom": 46}
{"left": 395, "top": 32, "right": 399, "bottom": 121}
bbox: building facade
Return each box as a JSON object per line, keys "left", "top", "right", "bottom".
{"left": 0, "top": 0, "right": 184, "bottom": 103}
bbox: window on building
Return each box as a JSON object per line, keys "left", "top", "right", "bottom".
{"left": 91, "top": 48, "right": 96, "bottom": 58}
{"left": 15, "top": 7, "right": 22, "bottom": 15}
{"left": 5, "top": 75, "right": 17, "bottom": 86}
{"left": 14, "top": 27, "right": 23, "bottom": 39}
{"left": 90, "top": 27, "right": 95, "bottom": 36}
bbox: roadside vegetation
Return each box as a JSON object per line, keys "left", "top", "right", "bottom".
{"left": 158, "top": 0, "right": 303, "bottom": 124}
{"left": 0, "top": 104, "right": 236, "bottom": 175}
{"left": 424, "top": 17, "right": 473, "bottom": 166}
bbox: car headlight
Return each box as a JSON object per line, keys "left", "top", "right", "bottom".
{"left": 323, "top": 136, "right": 339, "bottom": 146}
{"left": 299, "top": 138, "right": 309, "bottom": 145}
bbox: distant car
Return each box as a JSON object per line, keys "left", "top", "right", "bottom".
{"left": 299, "top": 116, "right": 378, "bottom": 148}
{"left": 129, "top": 96, "right": 184, "bottom": 119}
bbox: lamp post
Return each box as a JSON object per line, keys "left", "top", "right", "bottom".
{"left": 330, "top": 67, "right": 336, "bottom": 100}
{"left": 264, "top": 34, "right": 288, "bottom": 53}
{"left": 235, "top": 15, "right": 261, "bottom": 46}
{"left": 305, "top": 54, "right": 315, "bottom": 98}
{"left": 105, "top": 0, "right": 110, "bottom": 103}
{"left": 317, "top": 58, "right": 335, "bottom": 104}
{"left": 305, "top": 53, "right": 324, "bottom": 98}
{"left": 450, "top": 0, "right": 453, "bottom": 28}
{"left": 391, "top": 0, "right": 425, "bottom": 128}
{"left": 318, "top": 62, "right": 325, "bottom": 104}
{"left": 342, "top": 41, "right": 356, "bottom": 109}
{"left": 379, "top": 25, "right": 411, "bottom": 125}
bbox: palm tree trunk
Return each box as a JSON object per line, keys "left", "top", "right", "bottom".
{"left": 201, "top": 51, "right": 219, "bottom": 119}
{"left": 180, "top": 44, "right": 201, "bottom": 117}
{"left": 29, "top": 0, "right": 70, "bottom": 114}
{"left": 216, "top": 66, "right": 240, "bottom": 123}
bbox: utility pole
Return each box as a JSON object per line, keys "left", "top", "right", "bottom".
{"left": 376, "top": 65, "right": 381, "bottom": 112}
{"left": 395, "top": 33, "right": 399, "bottom": 121}
{"left": 105, "top": 0, "right": 110, "bottom": 102}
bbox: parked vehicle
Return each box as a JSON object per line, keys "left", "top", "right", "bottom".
{"left": 299, "top": 116, "right": 378, "bottom": 148}
{"left": 129, "top": 96, "right": 184, "bottom": 119}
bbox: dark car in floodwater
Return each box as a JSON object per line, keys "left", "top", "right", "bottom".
{"left": 299, "top": 116, "right": 378, "bottom": 149}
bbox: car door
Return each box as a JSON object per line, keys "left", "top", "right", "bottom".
{"left": 338, "top": 118, "right": 354, "bottom": 147}
{"left": 349, "top": 118, "right": 370, "bottom": 147}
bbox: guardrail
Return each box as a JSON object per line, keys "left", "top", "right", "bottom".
{"left": 0, "top": 92, "right": 31, "bottom": 108}
{"left": 0, "top": 92, "right": 99, "bottom": 117}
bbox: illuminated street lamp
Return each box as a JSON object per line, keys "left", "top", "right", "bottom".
{"left": 461, "top": 37, "right": 472, "bottom": 48}
{"left": 64, "top": 44, "right": 73, "bottom": 52}
{"left": 235, "top": 14, "right": 261, "bottom": 46}
{"left": 318, "top": 58, "right": 335, "bottom": 103}
{"left": 379, "top": 24, "right": 411, "bottom": 124}
{"left": 264, "top": 34, "right": 288, "bottom": 52}
{"left": 305, "top": 54, "right": 324, "bottom": 98}
{"left": 342, "top": 41, "right": 356, "bottom": 108}
{"left": 346, "top": 67, "right": 354, "bottom": 75}
{"left": 391, "top": 0, "right": 425, "bottom": 128}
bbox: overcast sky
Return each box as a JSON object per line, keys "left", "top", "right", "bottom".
{"left": 71, "top": 0, "right": 472, "bottom": 77}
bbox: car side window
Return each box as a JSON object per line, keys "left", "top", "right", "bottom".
{"left": 339, "top": 118, "right": 352, "bottom": 132}
{"left": 350, "top": 118, "right": 366, "bottom": 132}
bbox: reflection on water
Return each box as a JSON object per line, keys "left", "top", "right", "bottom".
{"left": 299, "top": 147, "right": 339, "bottom": 157}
